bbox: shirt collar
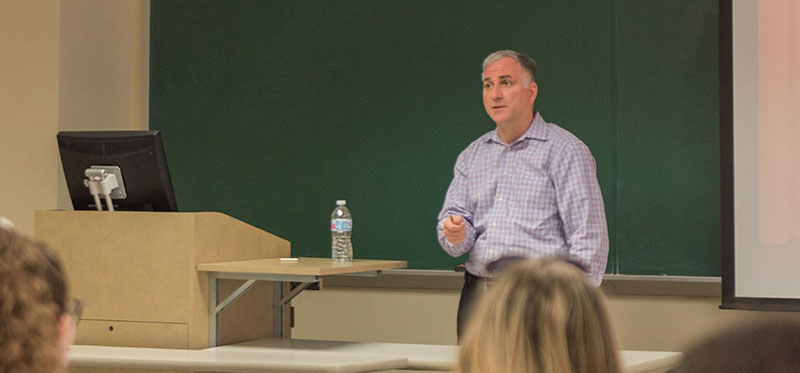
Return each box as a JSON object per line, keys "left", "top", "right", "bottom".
{"left": 486, "top": 112, "right": 548, "bottom": 145}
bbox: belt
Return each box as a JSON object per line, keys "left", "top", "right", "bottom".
{"left": 464, "top": 270, "right": 496, "bottom": 291}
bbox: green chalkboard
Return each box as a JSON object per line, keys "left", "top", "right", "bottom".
{"left": 150, "top": 0, "right": 719, "bottom": 275}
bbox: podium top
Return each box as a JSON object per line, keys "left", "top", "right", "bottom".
{"left": 197, "top": 258, "right": 407, "bottom": 276}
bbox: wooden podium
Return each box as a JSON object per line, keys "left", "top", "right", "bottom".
{"left": 35, "top": 210, "right": 291, "bottom": 350}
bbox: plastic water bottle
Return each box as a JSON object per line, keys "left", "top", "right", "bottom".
{"left": 331, "top": 200, "right": 353, "bottom": 262}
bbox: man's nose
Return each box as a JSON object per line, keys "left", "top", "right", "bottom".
{"left": 491, "top": 86, "right": 502, "bottom": 100}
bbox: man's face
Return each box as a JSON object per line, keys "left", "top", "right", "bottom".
{"left": 482, "top": 57, "right": 538, "bottom": 127}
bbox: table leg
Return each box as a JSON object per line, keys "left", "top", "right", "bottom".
{"left": 273, "top": 282, "right": 283, "bottom": 338}
{"left": 208, "top": 274, "right": 218, "bottom": 346}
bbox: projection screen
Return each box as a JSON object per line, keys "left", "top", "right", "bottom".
{"left": 722, "top": 0, "right": 800, "bottom": 310}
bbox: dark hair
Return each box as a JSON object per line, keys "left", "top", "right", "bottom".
{"left": 0, "top": 228, "right": 70, "bottom": 372}
{"left": 675, "top": 320, "right": 800, "bottom": 373}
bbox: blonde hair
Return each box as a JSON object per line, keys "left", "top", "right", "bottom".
{"left": 455, "top": 258, "right": 620, "bottom": 373}
{"left": 0, "top": 228, "right": 70, "bottom": 373}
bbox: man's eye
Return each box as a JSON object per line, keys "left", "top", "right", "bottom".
{"left": 484, "top": 83, "right": 492, "bottom": 89}
{"left": 502, "top": 81, "right": 512, "bottom": 85}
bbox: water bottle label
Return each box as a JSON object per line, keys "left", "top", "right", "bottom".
{"left": 331, "top": 218, "right": 352, "bottom": 232}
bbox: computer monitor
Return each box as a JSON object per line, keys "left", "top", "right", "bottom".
{"left": 57, "top": 130, "right": 178, "bottom": 212}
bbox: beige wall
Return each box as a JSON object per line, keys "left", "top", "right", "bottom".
{"left": 293, "top": 288, "right": 460, "bottom": 344}
{"left": 0, "top": 0, "right": 60, "bottom": 235}
{"left": 59, "top": 0, "right": 150, "bottom": 132}
{"left": 57, "top": 0, "right": 150, "bottom": 210}
{"left": 606, "top": 294, "right": 800, "bottom": 351}
{"left": 0, "top": 0, "right": 149, "bottom": 234}
{"left": 292, "top": 287, "right": 800, "bottom": 352}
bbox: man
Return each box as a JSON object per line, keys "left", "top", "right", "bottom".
{"left": 437, "top": 50, "right": 609, "bottom": 339}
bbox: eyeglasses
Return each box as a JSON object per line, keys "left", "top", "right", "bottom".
{"left": 69, "top": 298, "right": 83, "bottom": 325}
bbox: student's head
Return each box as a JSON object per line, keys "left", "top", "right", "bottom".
{"left": 0, "top": 228, "right": 76, "bottom": 373}
{"left": 675, "top": 320, "right": 800, "bottom": 373}
{"left": 456, "top": 258, "right": 620, "bottom": 373}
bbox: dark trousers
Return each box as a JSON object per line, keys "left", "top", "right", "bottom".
{"left": 457, "top": 271, "right": 486, "bottom": 342}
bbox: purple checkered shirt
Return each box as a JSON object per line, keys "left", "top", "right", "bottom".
{"left": 437, "top": 113, "right": 608, "bottom": 286}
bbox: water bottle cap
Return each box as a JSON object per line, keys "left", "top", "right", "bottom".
{"left": 336, "top": 200, "right": 346, "bottom": 205}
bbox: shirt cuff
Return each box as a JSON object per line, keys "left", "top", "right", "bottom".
{"left": 437, "top": 218, "right": 471, "bottom": 257}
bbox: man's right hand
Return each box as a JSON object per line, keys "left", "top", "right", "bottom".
{"left": 443, "top": 215, "right": 466, "bottom": 244}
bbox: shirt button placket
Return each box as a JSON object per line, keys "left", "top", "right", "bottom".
{"left": 497, "top": 145, "right": 510, "bottom": 210}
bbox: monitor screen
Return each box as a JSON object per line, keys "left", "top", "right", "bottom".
{"left": 57, "top": 130, "right": 178, "bottom": 212}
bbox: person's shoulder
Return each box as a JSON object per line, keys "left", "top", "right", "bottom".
{"left": 461, "top": 129, "right": 495, "bottom": 153}
{"left": 538, "top": 118, "right": 590, "bottom": 154}
{"left": 536, "top": 116, "right": 593, "bottom": 162}
{"left": 454, "top": 129, "right": 495, "bottom": 166}
{"left": 542, "top": 120, "right": 585, "bottom": 148}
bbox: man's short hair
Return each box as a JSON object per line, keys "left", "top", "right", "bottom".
{"left": 482, "top": 50, "right": 537, "bottom": 84}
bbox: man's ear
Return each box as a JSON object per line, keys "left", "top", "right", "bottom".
{"left": 528, "top": 82, "right": 539, "bottom": 103}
